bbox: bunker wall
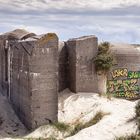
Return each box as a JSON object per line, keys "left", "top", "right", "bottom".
{"left": 67, "top": 36, "right": 98, "bottom": 93}
{"left": 107, "top": 46, "right": 140, "bottom": 99}
{"left": 2, "top": 33, "right": 59, "bottom": 129}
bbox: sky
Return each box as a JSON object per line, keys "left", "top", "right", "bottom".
{"left": 0, "top": 0, "right": 140, "bottom": 43}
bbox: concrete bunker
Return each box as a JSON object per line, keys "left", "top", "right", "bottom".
{"left": 0, "top": 29, "right": 58, "bottom": 129}
{"left": 1, "top": 29, "right": 139, "bottom": 131}
{"left": 107, "top": 43, "right": 140, "bottom": 99}
{"left": 66, "top": 36, "right": 98, "bottom": 93}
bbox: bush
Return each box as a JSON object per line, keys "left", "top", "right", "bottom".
{"left": 98, "top": 42, "right": 110, "bottom": 54}
{"left": 94, "top": 42, "right": 114, "bottom": 73}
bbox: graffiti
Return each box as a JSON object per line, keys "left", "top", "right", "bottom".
{"left": 128, "top": 71, "right": 140, "bottom": 79}
{"left": 111, "top": 68, "right": 128, "bottom": 79}
{"left": 114, "top": 91, "right": 139, "bottom": 99}
{"left": 107, "top": 68, "right": 140, "bottom": 99}
{"left": 108, "top": 79, "right": 139, "bottom": 93}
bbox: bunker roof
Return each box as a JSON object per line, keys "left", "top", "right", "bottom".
{"left": 111, "top": 43, "right": 140, "bottom": 56}
{"left": 68, "top": 35, "right": 97, "bottom": 41}
{"left": 1, "top": 29, "right": 36, "bottom": 40}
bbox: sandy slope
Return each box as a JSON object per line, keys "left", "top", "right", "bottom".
{"left": 61, "top": 92, "right": 138, "bottom": 140}
{"left": 0, "top": 89, "right": 138, "bottom": 140}
{"left": 0, "top": 94, "right": 27, "bottom": 139}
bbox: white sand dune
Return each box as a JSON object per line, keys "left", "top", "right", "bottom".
{"left": 61, "top": 91, "right": 138, "bottom": 140}
{"left": 0, "top": 89, "right": 138, "bottom": 140}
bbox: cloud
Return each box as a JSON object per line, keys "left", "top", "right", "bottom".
{"left": 1, "top": 0, "right": 140, "bottom": 17}
{"left": 0, "top": 0, "right": 140, "bottom": 43}
{"left": 0, "top": 0, "right": 140, "bottom": 10}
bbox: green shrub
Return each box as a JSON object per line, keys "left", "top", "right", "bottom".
{"left": 98, "top": 42, "right": 110, "bottom": 54}
{"left": 94, "top": 42, "right": 114, "bottom": 73}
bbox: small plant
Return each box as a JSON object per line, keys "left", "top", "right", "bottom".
{"left": 52, "top": 122, "right": 70, "bottom": 132}
{"left": 69, "top": 111, "right": 109, "bottom": 136}
{"left": 94, "top": 42, "right": 114, "bottom": 95}
{"left": 69, "top": 123, "right": 83, "bottom": 136}
{"left": 94, "top": 42, "right": 114, "bottom": 74}
{"left": 84, "top": 111, "right": 109, "bottom": 128}
{"left": 115, "top": 134, "right": 140, "bottom": 140}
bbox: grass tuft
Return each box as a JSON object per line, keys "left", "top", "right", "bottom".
{"left": 84, "top": 111, "right": 109, "bottom": 128}
{"left": 69, "top": 111, "right": 109, "bottom": 136}
{"left": 52, "top": 122, "right": 70, "bottom": 132}
{"left": 69, "top": 123, "right": 83, "bottom": 136}
{"left": 25, "top": 112, "right": 109, "bottom": 139}
{"left": 115, "top": 134, "right": 140, "bottom": 140}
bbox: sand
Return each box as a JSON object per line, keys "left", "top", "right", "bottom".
{"left": 0, "top": 89, "right": 138, "bottom": 140}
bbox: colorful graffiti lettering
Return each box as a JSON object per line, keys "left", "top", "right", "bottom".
{"left": 108, "top": 79, "right": 139, "bottom": 93}
{"left": 111, "top": 68, "right": 128, "bottom": 79}
{"left": 113, "top": 91, "right": 139, "bottom": 99}
{"left": 107, "top": 68, "right": 140, "bottom": 99}
{"left": 128, "top": 71, "right": 140, "bottom": 79}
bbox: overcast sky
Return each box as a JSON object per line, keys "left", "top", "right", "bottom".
{"left": 0, "top": 0, "right": 140, "bottom": 43}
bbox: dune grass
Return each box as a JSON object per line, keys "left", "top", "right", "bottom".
{"left": 115, "top": 134, "right": 140, "bottom": 140}
{"left": 23, "top": 111, "right": 109, "bottom": 140}
{"left": 52, "top": 122, "right": 70, "bottom": 132}
{"left": 69, "top": 111, "right": 109, "bottom": 136}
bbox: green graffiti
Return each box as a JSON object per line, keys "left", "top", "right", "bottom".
{"left": 108, "top": 68, "right": 140, "bottom": 99}
{"left": 128, "top": 71, "right": 140, "bottom": 79}
{"left": 113, "top": 91, "right": 139, "bottom": 99}
{"left": 107, "top": 79, "right": 139, "bottom": 93}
